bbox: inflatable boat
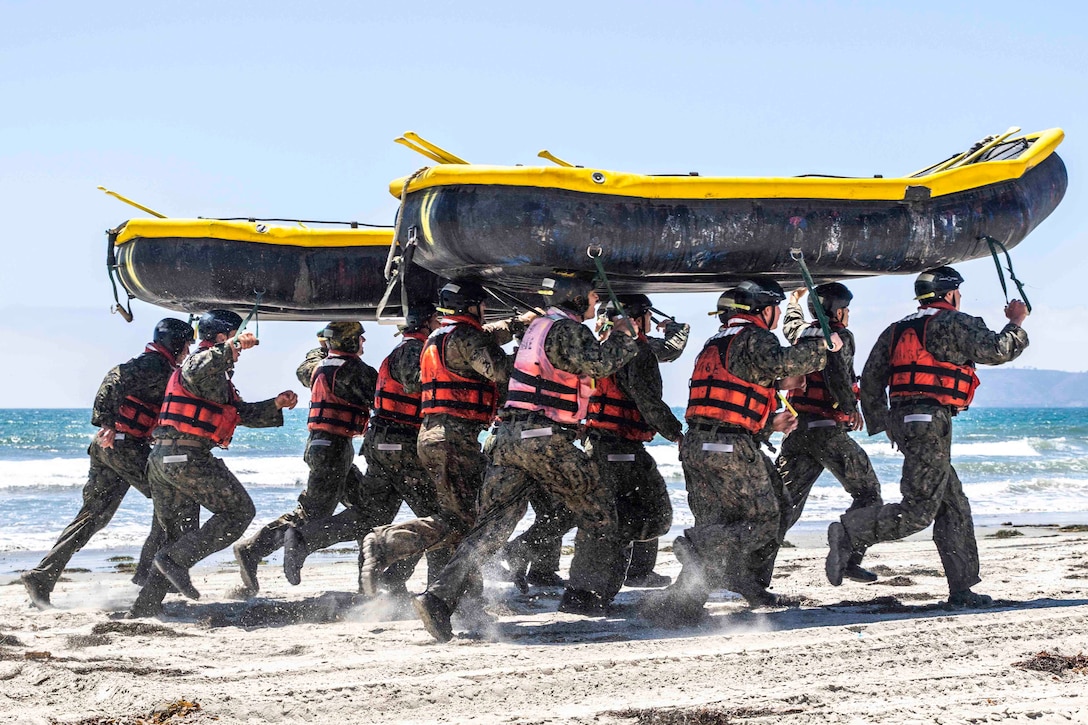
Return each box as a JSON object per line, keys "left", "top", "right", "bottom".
{"left": 108, "top": 219, "right": 441, "bottom": 320}
{"left": 388, "top": 128, "right": 1067, "bottom": 294}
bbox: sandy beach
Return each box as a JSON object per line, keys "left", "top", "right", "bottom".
{"left": 2, "top": 523, "right": 1087, "bottom": 725}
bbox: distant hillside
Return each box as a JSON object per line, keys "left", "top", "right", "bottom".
{"left": 973, "top": 369, "right": 1088, "bottom": 407}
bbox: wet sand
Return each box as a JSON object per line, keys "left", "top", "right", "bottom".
{"left": 2, "top": 524, "right": 1088, "bottom": 724}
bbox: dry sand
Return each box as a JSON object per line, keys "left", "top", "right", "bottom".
{"left": 2, "top": 525, "right": 1088, "bottom": 724}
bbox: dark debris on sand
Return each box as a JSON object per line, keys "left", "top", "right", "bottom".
{"left": 49, "top": 699, "right": 210, "bottom": 725}
{"left": 1013, "top": 651, "right": 1088, "bottom": 675}
{"left": 92, "top": 622, "right": 189, "bottom": 638}
{"left": 606, "top": 704, "right": 805, "bottom": 724}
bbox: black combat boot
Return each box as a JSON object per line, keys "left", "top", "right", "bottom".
{"left": 558, "top": 588, "right": 607, "bottom": 615}
{"left": 153, "top": 552, "right": 200, "bottom": 600}
{"left": 825, "top": 522, "right": 852, "bottom": 586}
{"left": 413, "top": 592, "right": 454, "bottom": 642}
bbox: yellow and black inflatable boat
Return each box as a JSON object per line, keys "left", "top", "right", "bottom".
{"left": 108, "top": 219, "right": 440, "bottom": 320}
{"left": 389, "top": 128, "right": 1067, "bottom": 294}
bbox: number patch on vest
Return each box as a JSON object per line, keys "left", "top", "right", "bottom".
{"left": 309, "top": 439, "right": 333, "bottom": 447}
{"left": 606, "top": 453, "right": 636, "bottom": 462}
{"left": 377, "top": 443, "right": 403, "bottom": 451}
{"left": 521, "top": 427, "right": 554, "bottom": 439}
{"left": 162, "top": 454, "right": 188, "bottom": 464}
{"left": 807, "top": 419, "right": 837, "bottom": 429}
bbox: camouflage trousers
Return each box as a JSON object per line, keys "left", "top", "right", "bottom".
{"left": 503, "top": 484, "right": 575, "bottom": 576}
{"left": 585, "top": 434, "right": 673, "bottom": 601}
{"left": 768, "top": 417, "right": 882, "bottom": 572}
{"left": 427, "top": 414, "right": 620, "bottom": 609}
{"left": 365, "top": 416, "right": 487, "bottom": 578}
{"left": 241, "top": 432, "right": 365, "bottom": 560}
{"left": 676, "top": 425, "right": 785, "bottom": 603}
{"left": 297, "top": 422, "right": 438, "bottom": 582}
{"left": 27, "top": 437, "right": 165, "bottom": 593}
{"left": 839, "top": 403, "right": 980, "bottom": 593}
{"left": 133, "top": 439, "right": 257, "bottom": 608}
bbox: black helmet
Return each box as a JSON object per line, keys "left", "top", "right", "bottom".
{"left": 732, "top": 277, "right": 786, "bottom": 313}
{"left": 403, "top": 301, "right": 438, "bottom": 331}
{"left": 437, "top": 280, "right": 488, "bottom": 314}
{"left": 197, "top": 309, "right": 244, "bottom": 342}
{"left": 319, "top": 321, "right": 364, "bottom": 353}
{"left": 603, "top": 293, "right": 652, "bottom": 319}
{"left": 153, "top": 318, "right": 195, "bottom": 357}
{"left": 914, "top": 266, "right": 964, "bottom": 301}
{"left": 809, "top": 282, "right": 854, "bottom": 318}
{"left": 540, "top": 274, "right": 595, "bottom": 313}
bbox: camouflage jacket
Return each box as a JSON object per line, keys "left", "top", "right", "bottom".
{"left": 783, "top": 300, "right": 858, "bottom": 415}
{"left": 91, "top": 347, "right": 176, "bottom": 429}
{"left": 646, "top": 320, "right": 690, "bottom": 364}
{"left": 295, "top": 347, "right": 378, "bottom": 408}
{"left": 542, "top": 315, "right": 639, "bottom": 380}
{"left": 612, "top": 335, "right": 684, "bottom": 441}
{"left": 440, "top": 316, "right": 527, "bottom": 402}
{"left": 153, "top": 342, "right": 283, "bottom": 442}
{"left": 386, "top": 336, "right": 425, "bottom": 395}
{"left": 861, "top": 307, "right": 1029, "bottom": 435}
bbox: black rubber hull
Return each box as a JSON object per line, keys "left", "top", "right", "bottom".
{"left": 113, "top": 234, "right": 440, "bottom": 321}
{"left": 396, "top": 153, "right": 1067, "bottom": 293}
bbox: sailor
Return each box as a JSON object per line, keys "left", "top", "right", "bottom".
{"left": 502, "top": 309, "right": 690, "bottom": 591}
{"left": 414, "top": 275, "right": 639, "bottom": 642}
{"left": 826, "top": 266, "right": 1029, "bottom": 607}
{"left": 129, "top": 309, "right": 297, "bottom": 617}
{"left": 21, "top": 319, "right": 194, "bottom": 609}
{"left": 233, "top": 321, "right": 376, "bottom": 595}
{"left": 358, "top": 281, "right": 531, "bottom": 598}
{"left": 653, "top": 278, "right": 837, "bottom": 619}
{"left": 769, "top": 284, "right": 882, "bottom": 584}
{"left": 283, "top": 303, "right": 445, "bottom": 593}
{"left": 623, "top": 311, "right": 691, "bottom": 587}
{"left": 582, "top": 294, "right": 684, "bottom": 604}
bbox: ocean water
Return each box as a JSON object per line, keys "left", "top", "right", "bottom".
{"left": 1, "top": 407, "right": 1087, "bottom": 573}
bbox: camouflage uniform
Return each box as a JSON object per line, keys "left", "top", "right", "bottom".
{"left": 507, "top": 320, "right": 690, "bottom": 584}
{"left": 294, "top": 336, "right": 441, "bottom": 584}
{"left": 363, "top": 318, "right": 523, "bottom": 579}
{"left": 770, "top": 301, "right": 881, "bottom": 573}
{"left": 130, "top": 342, "right": 283, "bottom": 615}
{"left": 425, "top": 314, "right": 638, "bottom": 611}
{"left": 838, "top": 307, "right": 1029, "bottom": 594}
{"left": 234, "top": 347, "right": 377, "bottom": 588}
{"left": 585, "top": 332, "right": 683, "bottom": 602}
{"left": 673, "top": 322, "right": 826, "bottom": 606}
{"left": 22, "top": 349, "right": 173, "bottom": 603}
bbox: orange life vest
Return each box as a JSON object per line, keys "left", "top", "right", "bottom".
{"left": 685, "top": 316, "right": 775, "bottom": 433}
{"left": 887, "top": 304, "right": 980, "bottom": 410}
{"left": 307, "top": 353, "right": 371, "bottom": 438}
{"left": 372, "top": 331, "right": 427, "bottom": 429}
{"left": 420, "top": 315, "right": 498, "bottom": 424}
{"left": 585, "top": 372, "right": 655, "bottom": 441}
{"left": 787, "top": 322, "right": 856, "bottom": 423}
{"left": 157, "top": 368, "right": 241, "bottom": 446}
{"left": 114, "top": 343, "right": 178, "bottom": 439}
{"left": 505, "top": 310, "right": 593, "bottom": 426}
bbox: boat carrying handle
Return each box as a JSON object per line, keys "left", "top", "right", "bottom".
{"left": 790, "top": 248, "right": 835, "bottom": 348}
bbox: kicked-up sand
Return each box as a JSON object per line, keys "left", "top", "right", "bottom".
{"left": 2, "top": 523, "right": 1087, "bottom": 724}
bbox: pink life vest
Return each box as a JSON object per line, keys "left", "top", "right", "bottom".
{"left": 504, "top": 309, "right": 593, "bottom": 425}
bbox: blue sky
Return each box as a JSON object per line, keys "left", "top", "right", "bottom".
{"left": 1, "top": 1, "right": 1084, "bottom": 407}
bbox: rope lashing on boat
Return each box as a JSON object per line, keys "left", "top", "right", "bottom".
{"left": 208, "top": 217, "right": 393, "bottom": 228}
{"left": 981, "top": 236, "right": 1032, "bottom": 313}
{"left": 586, "top": 245, "right": 626, "bottom": 319}
{"left": 789, "top": 248, "right": 835, "bottom": 348}
{"left": 105, "top": 228, "right": 134, "bottom": 323}
{"left": 482, "top": 285, "right": 545, "bottom": 316}
{"left": 228, "top": 290, "right": 265, "bottom": 349}
{"left": 376, "top": 168, "right": 431, "bottom": 325}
